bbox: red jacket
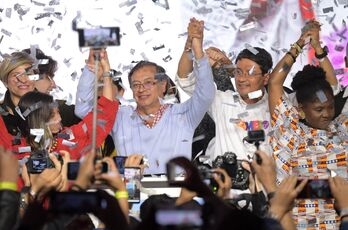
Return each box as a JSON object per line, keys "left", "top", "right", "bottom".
{"left": 1, "top": 96, "right": 118, "bottom": 160}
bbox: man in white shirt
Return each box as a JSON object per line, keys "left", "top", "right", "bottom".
{"left": 176, "top": 46, "right": 273, "bottom": 163}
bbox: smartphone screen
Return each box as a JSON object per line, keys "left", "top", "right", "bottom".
{"left": 67, "top": 162, "right": 80, "bottom": 180}
{"left": 113, "top": 156, "right": 127, "bottom": 174}
{"left": 155, "top": 209, "right": 203, "bottom": 227}
{"left": 78, "top": 27, "right": 120, "bottom": 48}
{"left": 49, "top": 191, "right": 102, "bottom": 213}
{"left": 297, "top": 179, "right": 332, "bottom": 199}
{"left": 124, "top": 167, "right": 141, "bottom": 203}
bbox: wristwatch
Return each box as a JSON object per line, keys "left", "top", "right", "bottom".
{"left": 315, "top": 46, "right": 329, "bottom": 59}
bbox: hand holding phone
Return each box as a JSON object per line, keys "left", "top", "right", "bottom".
{"left": 49, "top": 191, "right": 105, "bottom": 213}
{"left": 67, "top": 160, "right": 108, "bottom": 180}
{"left": 297, "top": 179, "right": 332, "bottom": 199}
{"left": 124, "top": 167, "right": 141, "bottom": 203}
{"left": 95, "top": 157, "right": 126, "bottom": 192}
{"left": 78, "top": 27, "right": 120, "bottom": 48}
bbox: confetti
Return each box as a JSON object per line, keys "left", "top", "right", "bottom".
{"left": 240, "top": 22, "right": 257, "bottom": 31}
{"left": 162, "top": 55, "right": 172, "bottom": 62}
{"left": 119, "top": 0, "right": 137, "bottom": 8}
{"left": 153, "top": 44, "right": 165, "bottom": 51}
{"left": 316, "top": 90, "right": 328, "bottom": 103}
{"left": 135, "top": 21, "right": 144, "bottom": 35}
{"left": 5, "top": 8, "right": 11, "bottom": 18}
{"left": 196, "top": 6, "right": 213, "bottom": 15}
{"left": 1, "top": 29, "right": 12, "bottom": 37}
{"left": 323, "top": 7, "right": 334, "bottom": 13}
{"left": 126, "top": 6, "right": 136, "bottom": 15}
{"left": 245, "top": 43, "right": 259, "bottom": 55}
{"left": 248, "top": 90, "right": 262, "bottom": 99}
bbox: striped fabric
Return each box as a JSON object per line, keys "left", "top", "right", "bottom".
{"left": 270, "top": 94, "right": 348, "bottom": 229}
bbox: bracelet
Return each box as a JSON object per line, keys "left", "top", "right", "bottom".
{"left": 315, "top": 46, "right": 328, "bottom": 60}
{"left": 291, "top": 42, "right": 302, "bottom": 54}
{"left": 286, "top": 52, "right": 296, "bottom": 63}
{"left": 340, "top": 207, "right": 348, "bottom": 219}
{"left": 115, "top": 191, "right": 128, "bottom": 199}
{"left": 70, "top": 184, "right": 85, "bottom": 191}
{"left": 0, "top": 182, "right": 17, "bottom": 191}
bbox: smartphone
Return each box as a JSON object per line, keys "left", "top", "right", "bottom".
{"left": 77, "top": 27, "right": 120, "bottom": 48}
{"left": 297, "top": 179, "right": 332, "bottom": 199}
{"left": 124, "top": 167, "right": 141, "bottom": 203}
{"left": 67, "top": 161, "right": 108, "bottom": 180}
{"left": 67, "top": 161, "right": 80, "bottom": 180}
{"left": 113, "top": 156, "right": 127, "bottom": 174}
{"left": 49, "top": 191, "right": 105, "bottom": 213}
{"left": 155, "top": 208, "right": 203, "bottom": 227}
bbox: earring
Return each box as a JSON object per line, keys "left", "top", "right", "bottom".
{"left": 299, "top": 110, "right": 305, "bottom": 119}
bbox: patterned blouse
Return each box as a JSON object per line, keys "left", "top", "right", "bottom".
{"left": 270, "top": 94, "right": 348, "bottom": 230}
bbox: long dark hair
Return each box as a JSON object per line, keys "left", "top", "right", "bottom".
{"left": 18, "top": 91, "right": 54, "bottom": 150}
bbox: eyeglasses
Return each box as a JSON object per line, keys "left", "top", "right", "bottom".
{"left": 131, "top": 80, "right": 158, "bottom": 91}
{"left": 232, "top": 68, "right": 263, "bottom": 78}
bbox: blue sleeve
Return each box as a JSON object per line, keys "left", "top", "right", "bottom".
{"left": 179, "top": 56, "right": 216, "bottom": 129}
{"left": 74, "top": 66, "right": 95, "bottom": 118}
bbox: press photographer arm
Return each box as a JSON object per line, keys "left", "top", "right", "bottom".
{"left": 251, "top": 150, "right": 307, "bottom": 230}
{"left": 95, "top": 157, "right": 129, "bottom": 222}
{"left": 0, "top": 146, "right": 20, "bottom": 230}
{"left": 21, "top": 154, "right": 64, "bottom": 203}
{"left": 329, "top": 176, "right": 348, "bottom": 225}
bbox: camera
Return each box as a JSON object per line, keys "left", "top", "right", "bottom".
{"left": 196, "top": 164, "right": 220, "bottom": 193}
{"left": 213, "top": 152, "right": 249, "bottom": 190}
{"left": 77, "top": 27, "right": 120, "bottom": 48}
{"left": 244, "top": 130, "right": 265, "bottom": 164}
{"left": 26, "top": 150, "right": 63, "bottom": 174}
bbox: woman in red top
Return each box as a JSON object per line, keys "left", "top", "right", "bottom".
{"left": 3, "top": 49, "right": 118, "bottom": 160}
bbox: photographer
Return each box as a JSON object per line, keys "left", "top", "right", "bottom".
{"left": 251, "top": 150, "right": 308, "bottom": 230}
{"left": 75, "top": 19, "right": 216, "bottom": 175}
{"left": 69, "top": 150, "right": 129, "bottom": 229}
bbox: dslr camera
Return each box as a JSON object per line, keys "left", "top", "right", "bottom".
{"left": 196, "top": 164, "right": 220, "bottom": 193}
{"left": 213, "top": 152, "right": 249, "bottom": 190}
{"left": 26, "top": 149, "right": 63, "bottom": 174}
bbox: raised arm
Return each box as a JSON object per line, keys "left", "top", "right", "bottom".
{"left": 181, "top": 19, "right": 216, "bottom": 129}
{"left": 308, "top": 21, "right": 338, "bottom": 87}
{"left": 268, "top": 39, "right": 303, "bottom": 114}
{"left": 177, "top": 18, "right": 202, "bottom": 79}
{"left": 75, "top": 49, "right": 116, "bottom": 118}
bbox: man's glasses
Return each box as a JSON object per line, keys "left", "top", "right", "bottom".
{"left": 131, "top": 80, "right": 158, "bottom": 91}
{"left": 232, "top": 68, "right": 263, "bottom": 78}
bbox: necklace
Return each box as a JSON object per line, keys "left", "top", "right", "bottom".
{"left": 49, "top": 138, "right": 58, "bottom": 153}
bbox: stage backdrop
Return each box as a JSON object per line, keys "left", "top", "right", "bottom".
{"left": 0, "top": 0, "right": 347, "bottom": 102}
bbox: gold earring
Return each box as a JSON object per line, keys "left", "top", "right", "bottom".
{"left": 299, "top": 111, "right": 305, "bottom": 119}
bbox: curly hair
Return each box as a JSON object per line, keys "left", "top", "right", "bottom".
{"left": 291, "top": 64, "right": 332, "bottom": 104}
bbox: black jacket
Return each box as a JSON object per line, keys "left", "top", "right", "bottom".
{"left": 0, "top": 190, "right": 20, "bottom": 230}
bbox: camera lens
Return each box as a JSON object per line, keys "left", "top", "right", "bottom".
{"left": 223, "top": 152, "right": 237, "bottom": 165}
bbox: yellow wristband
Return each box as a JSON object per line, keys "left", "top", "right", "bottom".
{"left": 0, "top": 182, "right": 17, "bottom": 191}
{"left": 115, "top": 191, "right": 128, "bottom": 199}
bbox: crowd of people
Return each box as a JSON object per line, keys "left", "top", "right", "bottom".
{"left": 0, "top": 17, "right": 348, "bottom": 230}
